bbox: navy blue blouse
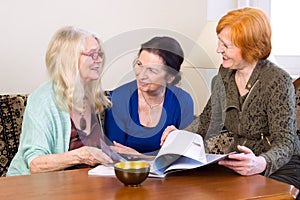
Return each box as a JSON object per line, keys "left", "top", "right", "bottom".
{"left": 104, "top": 80, "right": 194, "bottom": 154}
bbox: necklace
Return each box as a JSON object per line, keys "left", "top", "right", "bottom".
{"left": 139, "top": 90, "right": 165, "bottom": 127}
{"left": 140, "top": 90, "right": 165, "bottom": 110}
{"left": 79, "top": 97, "right": 87, "bottom": 130}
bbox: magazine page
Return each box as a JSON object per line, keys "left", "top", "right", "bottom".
{"left": 163, "top": 154, "right": 228, "bottom": 174}
{"left": 206, "top": 154, "right": 229, "bottom": 163}
{"left": 88, "top": 165, "right": 115, "bottom": 176}
{"left": 151, "top": 130, "right": 207, "bottom": 175}
{"left": 88, "top": 164, "right": 167, "bottom": 178}
{"left": 88, "top": 154, "right": 228, "bottom": 178}
{"left": 88, "top": 130, "right": 229, "bottom": 178}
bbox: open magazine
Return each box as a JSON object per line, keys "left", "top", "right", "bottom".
{"left": 88, "top": 130, "right": 228, "bottom": 178}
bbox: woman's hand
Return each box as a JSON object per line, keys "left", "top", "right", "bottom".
{"left": 77, "top": 146, "right": 113, "bottom": 166}
{"left": 30, "top": 146, "right": 114, "bottom": 173}
{"left": 160, "top": 125, "right": 178, "bottom": 146}
{"left": 78, "top": 146, "right": 113, "bottom": 166}
{"left": 110, "top": 141, "right": 141, "bottom": 156}
{"left": 218, "top": 145, "right": 267, "bottom": 175}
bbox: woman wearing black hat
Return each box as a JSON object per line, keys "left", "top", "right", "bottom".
{"left": 104, "top": 36, "right": 194, "bottom": 155}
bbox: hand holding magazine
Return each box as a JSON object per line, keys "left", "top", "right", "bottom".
{"left": 88, "top": 130, "right": 228, "bottom": 178}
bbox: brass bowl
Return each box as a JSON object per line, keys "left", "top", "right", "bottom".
{"left": 114, "top": 161, "right": 150, "bottom": 186}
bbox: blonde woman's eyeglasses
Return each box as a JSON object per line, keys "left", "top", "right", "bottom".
{"left": 81, "top": 51, "right": 104, "bottom": 61}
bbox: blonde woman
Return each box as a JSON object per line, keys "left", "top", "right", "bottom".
{"left": 7, "top": 26, "right": 113, "bottom": 176}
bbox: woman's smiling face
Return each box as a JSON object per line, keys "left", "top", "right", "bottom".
{"left": 216, "top": 27, "right": 248, "bottom": 70}
{"left": 78, "top": 36, "right": 103, "bottom": 83}
{"left": 134, "top": 50, "right": 169, "bottom": 93}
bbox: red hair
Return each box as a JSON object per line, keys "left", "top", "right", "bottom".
{"left": 216, "top": 7, "right": 272, "bottom": 63}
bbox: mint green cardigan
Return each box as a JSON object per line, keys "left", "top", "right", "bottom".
{"left": 7, "top": 81, "right": 71, "bottom": 176}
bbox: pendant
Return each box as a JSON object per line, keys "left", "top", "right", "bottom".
{"left": 80, "top": 116, "right": 87, "bottom": 130}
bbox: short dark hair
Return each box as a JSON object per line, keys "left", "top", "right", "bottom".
{"left": 138, "top": 36, "right": 184, "bottom": 85}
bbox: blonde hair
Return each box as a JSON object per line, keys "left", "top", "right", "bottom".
{"left": 216, "top": 7, "right": 272, "bottom": 64}
{"left": 45, "top": 26, "right": 111, "bottom": 113}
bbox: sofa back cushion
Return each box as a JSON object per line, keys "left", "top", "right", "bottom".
{"left": 0, "top": 94, "right": 28, "bottom": 177}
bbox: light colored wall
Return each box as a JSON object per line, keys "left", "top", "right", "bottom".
{"left": 1, "top": 1, "right": 298, "bottom": 115}
{"left": 0, "top": 0, "right": 237, "bottom": 114}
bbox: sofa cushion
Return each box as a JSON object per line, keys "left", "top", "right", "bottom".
{"left": 0, "top": 94, "right": 28, "bottom": 177}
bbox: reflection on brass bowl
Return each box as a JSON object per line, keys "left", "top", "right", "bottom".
{"left": 114, "top": 161, "right": 150, "bottom": 186}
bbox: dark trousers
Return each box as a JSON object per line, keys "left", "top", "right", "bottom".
{"left": 269, "top": 155, "right": 300, "bottom": 199}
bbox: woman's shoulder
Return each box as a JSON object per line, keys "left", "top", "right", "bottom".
{"left": 112, "top": 80, "right": 136, "bottom": 92}
{"left": 260, "top": 60, "right": 290, "bottom": 77}
{"left": 110, "top": 80, "right": 137, "bottom": 98}
{"left": 30, "top": 81, "right": 54, "bottom": 97}
{"left": 27, "top": 81, "right": 57, "bottom": 110}
{"left": 258, "top": 60, "right": 293, "bottom": 85}
{"left": 167, "top": 85, "right": 192, "bottom": 100}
